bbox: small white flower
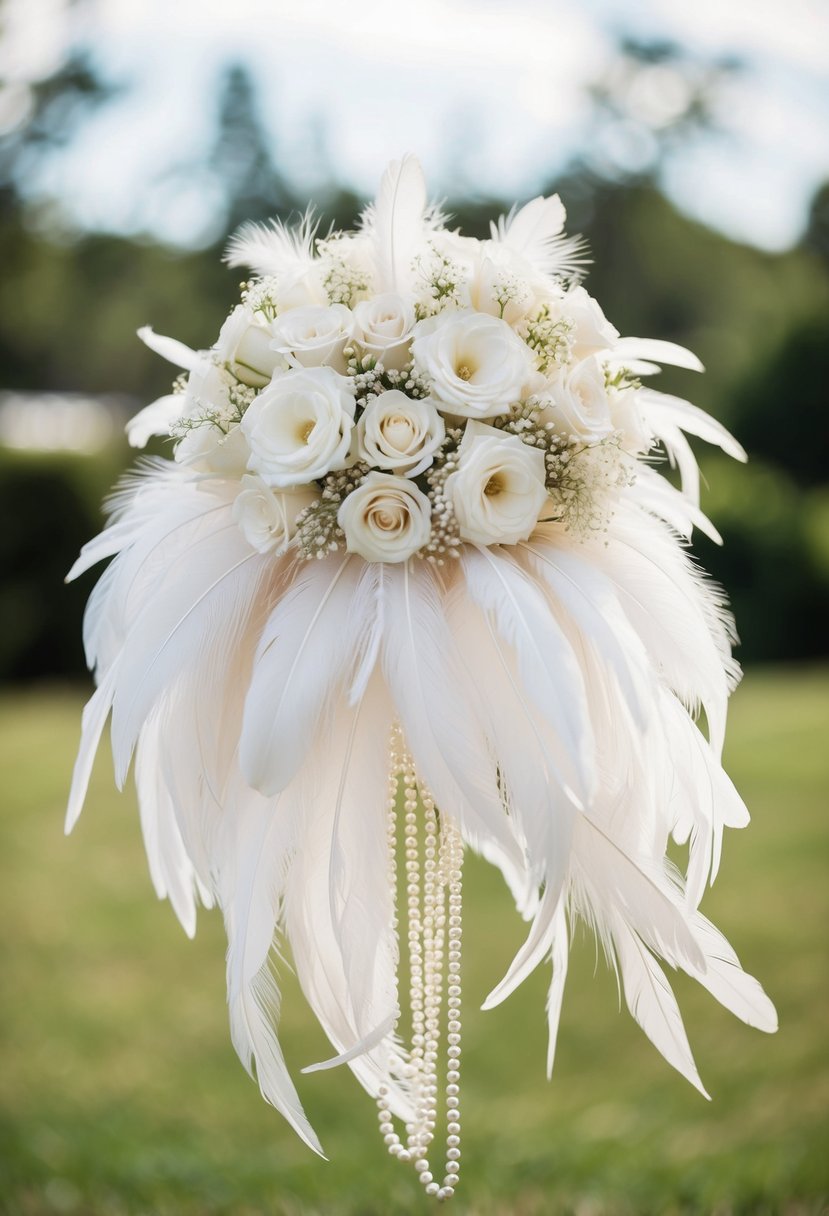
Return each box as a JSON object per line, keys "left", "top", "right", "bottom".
{"left": 357, "top": 390, "right": 445, "bottom": 477}
{"left": 411, "top": 310, "right": 534, "bottom": 419}
{"left": 232, "top": 474, "right": 319, "bottom": 554}
{"left": 445, "top": 421, "right": 548, "bottom": 546}
{"left": 352, "top": 292, "right": 416, "bottom": 370}
{"left": 540, "top": 356, "right": 614, "bottom": 442}
{"left": 216, "top": 305, "right": 284, "bottom": 388}
{"left": 337, "top": 471, "right": 432, "bottom": 563}
{"left": 270, "top": 304, "right": 353, "bottom": 373}
{"left": 561, "top": 286, "right": 619, "bottom": 361}
{"left": 241, "top": 366, "right": 356, "bottom": 488}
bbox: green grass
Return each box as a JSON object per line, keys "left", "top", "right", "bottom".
{"left": 1, "top": 668, "right": 827, "bottom": 1215}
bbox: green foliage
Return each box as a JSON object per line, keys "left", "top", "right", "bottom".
{"left": 0, "top": 670, "right": 827, "bottom": 1214}
{"left": 0, "top": 449, "right": 127, "bottom": 682}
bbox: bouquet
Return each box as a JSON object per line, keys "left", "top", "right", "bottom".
{"left": 68, "top": 156, "right": 775, "bottom": 1201}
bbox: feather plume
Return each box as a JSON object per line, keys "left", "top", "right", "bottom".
{"left": 611, "top": 913, "right": 709, "bottom": 1097}
{"left": 239, "top": 555, "right": 361, "bottom": 794}
{"left": 224, "top": 209, "right": 319, "bottom": 277}
{"left": 491, "top": 194, "right": 589, "bottom": 281}
{"left": 545, "top": 903, "right": 569, "bottom": 1078}
{"left": 381, "top": 560, "right": 523, "bottom": 869}
{"left": 362, "top": 155, "right": 427, "bottom": 294}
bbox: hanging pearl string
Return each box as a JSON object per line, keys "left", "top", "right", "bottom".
{"left": 377, "top": 725, "right": 464, "bottom": 1202}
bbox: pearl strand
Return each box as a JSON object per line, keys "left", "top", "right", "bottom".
{"left": 439, "top": 816, "right": 464, "bottom": 1201}
{"left": 376, "top": 729, "right": 464, "bottom": 1202}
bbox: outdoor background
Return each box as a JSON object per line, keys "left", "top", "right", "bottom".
{"left": 0, "top": 1, "right": 827, "bottom": 1213}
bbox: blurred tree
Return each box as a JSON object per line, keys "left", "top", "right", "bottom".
{"left": 0, "top": 51, "right": 119, "bottom": 224}
{"left": 582, "top": 36, "right": 740, "bottom": 187}
{"left": 804, "top": 181, "right": 829, "bottom": 267}
{"left": 208, "top": 63, "right": 290, "bottom": 235}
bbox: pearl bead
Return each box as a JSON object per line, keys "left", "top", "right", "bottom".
{"left": 425, "top": 1183, "right": 440, "bottom": 1197}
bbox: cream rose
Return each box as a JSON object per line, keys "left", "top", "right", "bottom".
{"left": 540, "top": 356, "right": 614, "bottom": 442}
{"left": 561, "top": 286, "right": 619, "bottom": 361}
{"left": 337, "top": 472, "right": 432, "bottom": 563}
{"left": 357, "top": 390, "right": 445, "bottom": 477}
{"left": 241, "top": 366, "right": 356, "bottom": 488}
{"left": 445, "top": 421, "right": 548, "bottom": 546}
{"left": 216, "top": 305, "right": 284, "bottom": 388}
{"left": 468, "top": 244, "right": 537, "bottom": 326}
{"left": 269, "top": 304, "right": 353, "bottom": 372}
{"left": 352, "top": 293, "right": 416, "bottom": 371}
{"left": 232, "top": 474, "right": 318, "bottom": 553}
{"left": 411, "top": 310, "right": 534, "bottom": 419}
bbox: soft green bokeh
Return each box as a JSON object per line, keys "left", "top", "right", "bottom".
{"left": 1, "top": 670, "right": 827, "bottom": 1215}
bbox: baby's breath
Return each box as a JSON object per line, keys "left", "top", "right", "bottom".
{"left": 516, "top": 307, "right": 573, "bottom": 375}
{"left": 419, "top": 427, "right": 464, "bottom": 564}
{"left": 295, "top": 463, "right": 370, "bottom": 560}
{"left": 317, "top": 237, "right": 370, "bottom": 307}
{"left": 413, "top": 243, "right": 466, "bottom": 319}
{"left": 240, "top": 276, "right": 280, "bottom": 322}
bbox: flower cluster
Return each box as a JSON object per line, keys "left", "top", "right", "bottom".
{"left": 129, "top": 157, "right": 686, "bottom": 565}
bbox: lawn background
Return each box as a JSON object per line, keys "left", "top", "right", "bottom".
{"left": 1, "top": 667, "right": 827, "bottom": 1215}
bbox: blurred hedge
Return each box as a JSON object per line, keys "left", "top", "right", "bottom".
{"left": 0, "top": 448, "right": 125, "bottom": 682}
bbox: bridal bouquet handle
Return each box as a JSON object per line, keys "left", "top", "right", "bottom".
{"left": 67, "top": 155, "right": 776, "bottom": 1202}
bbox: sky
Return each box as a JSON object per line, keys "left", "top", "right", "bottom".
{"left": 2, "top": 0, "right": 828, "bottom": 250}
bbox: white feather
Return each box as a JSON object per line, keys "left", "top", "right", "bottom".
{"left": 137, "top": 326, "right": 204, "bottom": 372}
{"left": 491, "top": 194, "right": 588, "bottom": 280}
{"left": 65, "top": 663, "right": 119, "bottom": 834}
{"left": 610, "top": 337, "right": 704, "bottom": 373}
{"left": 517, "top": 539, "right": 650, "bottom": 730}
{"left": 135, "top": 716, "right": 204, "bottom": 938}
{"left": 381, "top": 561, "right": 522, "bottom": 869}
{"left": 224, "top": 210, "right": 319, "bottom": 278}
{"left": 239, "top": 555, "right": 361, "bottom": 795}
{"left": 686, "top": 914, "right": 777, "bottom": 1032}
{"left": 640, "top": 387, "right": 747, "bottom": 463}
{"left": 630, "top": 464, "right": 723, "bottom": 545}
{"left": 611, "top": 913, "right": 709, "bottom": 1098}
{"left": 364, "top": 155, "right": 427, "bottom": 294}
{"left": 462, "top": 545, "right": 595, "bottom": 807}
{"left": 545, "top": 903, "right": 569, "bottom": 1079}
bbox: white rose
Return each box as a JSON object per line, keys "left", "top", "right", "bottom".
{"left": 175, "top": 422, "right": 250, "bottom": 477}
{"left": 609, "top": 386, "right": 652, "bottom": 454}
{"left": 468, "top": 244, "right": 537, "bottom": 326}
{"left": 172, "top": 362, "right": 251, "bottom": 476}
{"left": 561, "top": 286, "right": 619, "bottom": 361}
{"left": 540, "top": 356, "right": 614, "bottom": 442}
{"left": 337, "top": 472, "right": 432, "bottom": 563}
{"left": 357, "top": 390, "right": 445, "bottom": 477}
{"left": 241, "top": 366, "right": 356, "bottom": 488}
{"left": 411, "top": 310, "right": 534, "bottom": 419}
{"left": 215, "top": 305, "right": 284, "bottom": 388}
{"left": 445, "top": 421, "right": 548, "bottom": 546}
{"left": 352, "top": 293, "right": 416, "bottom": 370}
{"left": 232, "top": 474, "right": 318, "bottom": 553}
{"left": 269, "top": 304, "right": 353, "bottom": 373}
